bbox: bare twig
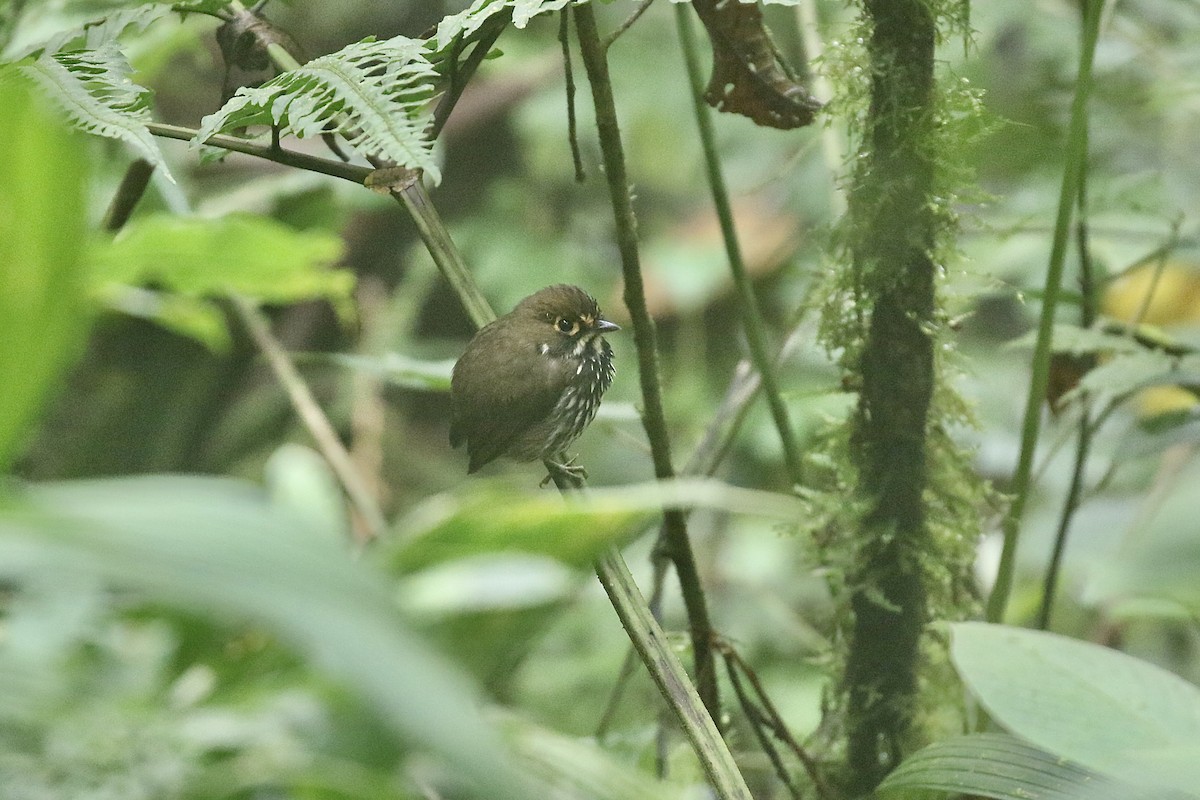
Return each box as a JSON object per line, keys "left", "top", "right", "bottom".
{"left": 559, "top": 6, "right": 586, "bottom": 182}
{"left": 149, "top": 122, "right": 370, "bottom": 184}
{"left": 717, "top": 639, "right": 832, "bottom": 800}
{"left": 602, "top": 0, "right": 657, "bottom": 52}
{"left": 231, "top": 295, "right": 387, "bottom": 543}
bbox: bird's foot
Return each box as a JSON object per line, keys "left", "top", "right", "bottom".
{"left": 541, "top": 456, "right": 588, "bottom": 488}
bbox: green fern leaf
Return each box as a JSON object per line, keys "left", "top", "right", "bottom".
{"left": 171, "top": 0, "right": 238, "bottom": 14}
{"left": 26, "top": 5, "right": 173, "bottom": 58}
{"left": 13, "top": 44, "right": 174, "bottom": 182}
{"left": 197, "top": 35, "right": 442, "bottom": 182}
{"left": 432, "top": 0, "right": 572, "bottom": 50}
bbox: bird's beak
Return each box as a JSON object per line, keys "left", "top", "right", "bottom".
{"left": 596, "top": 319, "right": 621, "bottom": 333}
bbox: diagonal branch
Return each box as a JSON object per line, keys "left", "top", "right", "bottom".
{"left": 573, "top": 2, "right": 720, "bottom": 722}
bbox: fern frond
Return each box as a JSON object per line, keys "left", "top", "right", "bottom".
{"left": 432, "top": 0, "right": 573, "bottom": 51}
{"left": 23, "top": 5, "right": 173, "bottom": 58}
{"left": 14, "top": 44, "right": 174, "bottom": 182}
{"left": 171, "top": 0, "right": 238, "bottom": 14}
{"left": 197, "top": 35, "right": 442, "bottom": 182}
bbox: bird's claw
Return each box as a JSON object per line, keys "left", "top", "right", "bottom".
{"left": 541, "top": 457, "right": 588, "bottom": 488}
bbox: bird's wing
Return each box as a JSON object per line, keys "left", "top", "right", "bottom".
{"left": 450, "top": 329, "right": 567, "bottom": 472}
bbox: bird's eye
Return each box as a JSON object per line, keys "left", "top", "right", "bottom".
{"left": 555, "top": 317, "right": 578, "bottom": 335}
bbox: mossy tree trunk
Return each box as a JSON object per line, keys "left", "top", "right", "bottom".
{"left": 842, "top": 0, "right": 938, "bottom": 792}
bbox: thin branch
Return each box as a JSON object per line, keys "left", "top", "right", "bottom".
{"left": 1037, "top": 406, "right": 1092, "bottom": 630}
{"left": 230, "top": 295, "right": 387, "bottom": 543}
{"left": 1037, "top": 136, "right": 1097, "bottom": 631}
{"left": 574, "top": 1, "right": 720, "bottom": 721}
{"left": 148, "top": 122, "right": 371, "bottom": 184}
{"left": 560, "top": 6, "right": 586, "bottom": 182}
{"left": 720, "top": 647, "right": 803, "bottom": 800}
{"left": 987, "top": 0, "right": 1105, "bottom": 623}
{"left": 383, "top": 174, "right": 496, "bottom": 328}
{"left": 601, "top": 0, "right": 656, "bottom": 52}
{"left": 429, "top": 14, "right": 509, "bottom": 140}
{"left": 675, "top": 5, "right": 805, "bottom": 489}
{"left": 594, "top": 549, "right": 753, "bottom": 800}
{"left": 718, "top": 640, "right": 832, "bottom": 800}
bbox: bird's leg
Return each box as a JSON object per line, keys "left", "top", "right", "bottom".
{"left": 541, "top": 454, "right": 588, "bottom": 488}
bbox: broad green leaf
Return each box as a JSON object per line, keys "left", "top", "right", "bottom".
{"left": 1004, "top": 323, "right": 1143, "bottom": 356}
{"left": 99, "top": 284, "right": 230, "bottom": 348}
{"left": 1087, "top": 466, "right": 1200, "bottom": 614}
{"left": 880, "top": 733, "right": 1153, "bottom": 800}
{"left": 1073, "top": 349, "right": 1178, "bottom": 402}
{"left": 389, "top": 478, "right": 803, "bottom": 573}
{"left": 949, "top": 622, "right": 1200, "bottom": 796}
{"left": 15, "top": 44, "right": 174, "bottom": 182}
{"left": 264, "top": 443, "right": 350, "bottom": 542}
{"left": 0, "top": 475, "right": 528, "bottom": 798}
{"left": 1117, "top": 406, "right": 1200, "bottom": 459}
{"left": 92, "top": 212, "right": 353, "bottom": 326}
{"left": 197, "top": 35, "right": 441, "bottom": 182}
{"left": 0, "top": 77, "right": 90, "bottom": 472}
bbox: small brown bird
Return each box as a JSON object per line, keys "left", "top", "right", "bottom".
{"left": 450, "top": 285, "right": 619, "bottom": 474}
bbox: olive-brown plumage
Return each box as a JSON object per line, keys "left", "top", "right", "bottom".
{"left": 450, "top": 285, "right": 618, "bottom": 473}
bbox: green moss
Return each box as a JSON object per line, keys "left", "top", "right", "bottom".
{"left": 799, "top": 0, "right": 999, "bottom": 788}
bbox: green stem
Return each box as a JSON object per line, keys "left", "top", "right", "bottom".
{"left": 594, "top": 548, "right": 752, "bottom": 800}
{"left": 230, "top": 295, "right": 388, "bottom": 543}
{"left": 1036, "top": 407, "right": 1091, "bottom": 630}
{"left": 675, "top": 5, "right": 805, "bottom": 489}
{"left": 573, "top": 2, "right": 721, "bottom": 721}
{"left": 986, "top": 0, "right": 1104, "bottom": 624}
{"left": 1037, "top": 131, "right": 1097, "bottom": 632}
{"left": 102, "top": 159, "right": 155, "bottom": 232}
{"left": 148, "top": 122, "right": 371, "bottom": 184}
{"left": 429, "top": 17, "right": 509, "bottom": 139}
{"left": 392, "top": 178, "right": 497, "bottom": 328}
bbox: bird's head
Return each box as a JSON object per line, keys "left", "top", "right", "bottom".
{"left": 514, "top": 284, "right": 620, "bottom": 359}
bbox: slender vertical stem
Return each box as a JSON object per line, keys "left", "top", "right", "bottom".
{"left": 231, "top": 295, "right": 388, "bottom": 543}
{"left": 573, "top": 2, "right": 720, "bottom": 720}
{"left": 987, "top": 0, "right": 1104, "bottom": 624}
{"left": 559, "top": 6, "right": 586, "bottom": 182}
{"left": 1036, "top": 410, "right": 1091, "bottom": 630}
{"left": 1037, "top": 134, "right": 1097, "bottom": 631}
{"left": 675, "top": 5, "right": 805, "bottom": 489}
